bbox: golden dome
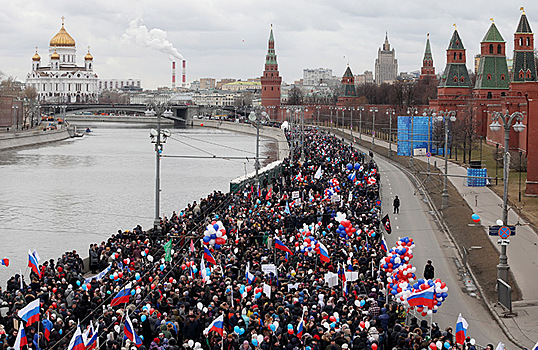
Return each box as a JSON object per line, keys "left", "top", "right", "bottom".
{"left": 84, "top": 47, "right": 93, "bottom": 61}
{"left": 32, "top": 49, "right": 41, "bottom": 61}
{"left": 51, "top": 50, "right": 60, "bottom": 60}
{"left": 49, "top": 17, "right": 75, "bottom": 47}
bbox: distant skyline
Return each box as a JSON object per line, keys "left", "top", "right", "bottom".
{"left": 1, "top": 1, "right": 537, "bottom": 89}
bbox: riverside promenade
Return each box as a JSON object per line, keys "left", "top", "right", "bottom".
{"left": 331, "top": 125, "right": 538, "bottom": 348}
{"left": 0, "top": 127, "right": 71, "bottom": 151}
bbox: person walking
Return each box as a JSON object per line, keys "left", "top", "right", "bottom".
{"left": 424, "top": 260, "right": 435, "bottom": 279}
{"left": 393, "top": 196, "right": 400, "bottom": 214}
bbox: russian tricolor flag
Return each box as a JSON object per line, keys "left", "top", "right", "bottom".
{"left": 407, "top": 286, "right": 435, "bottom": 308}
{"left": 455, "top": 313, "right": 468, "bottom": 345}
{"left": 13, "top": 327, "right": 28, "bottom": 349}
{"left": 67, "top": 324, "right": 85, "bottom": 350}
{"left": 380, "top": 238, "right": 388, "bottom": 253}
{"left": 245, "top": 262, "right": 257, "bottom": 284}
{"left": 42, "top": 317, "right": 53, "bottom": 341}
{"left": 204, "top": 247, "right": 217, "bottom": 265}
{"left": 110, "top": 283, "right": 131, "bottom": 307}
{"left": 18, "top": 298, "right": 40, "bottom": 326}
{"left": 204, "top": 314, "right": 224, "bottom": 336}
{"left": 28, "top": 249, "right": 41, "bottom": 278}
{"left": 318, "top": 242, "right": 330, "bottom": 263}
{"left": 296, "top": 317, "right": 304, "bottom": 339}
{"left": 124, "top": 315, "right": 142, "bottom": 347}
{"left": 1, "top": 257, "right": 9, "bottom": 267}
{"left": 84, "top": 322, "right": 99, "bottom": 350}
{"left": 347, "top": 171, "right": 356, "bottom": 181}
{"left": 275, "top": 238, "right": 293, "bottom": 255}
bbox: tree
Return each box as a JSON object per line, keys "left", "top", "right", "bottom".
{"left": 98, "top": 90, "right": 128, "bottom": 104}
{"left": 287, "top": 86, "right": 304, "bottom": 105}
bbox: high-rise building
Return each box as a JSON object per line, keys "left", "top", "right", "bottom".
{"left": 260, "top": 25, "right": 282, "bottom": 120}
{"left": 199, "top": 78, "right": 216, "bottom": 90}
{"left": 26, "top": 17, "right": 99, "bottom": 103}
{"left": 420, "top": 34, "right": 436, "bottom": 81}
{"left": 303, "top": 68, "right": 333, "bottom": 86}
{"left": 374, "top": 33, "right": 398, "bottom": 85}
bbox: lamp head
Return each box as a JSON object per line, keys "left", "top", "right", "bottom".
{"left": 513, "top": 121, "right": 526, "bottom": 133}
{"left": 489, "top": 120, "right": 502, "bottom": 132}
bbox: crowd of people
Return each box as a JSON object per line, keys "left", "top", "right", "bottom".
{"left": 0, "top": 129, "right": 484, "bottom": 350}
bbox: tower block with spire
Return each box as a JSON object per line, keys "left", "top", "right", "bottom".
{"left": 430, "top": 26, "right": 472, "bottom": 111}
{"left": 260, "top": 25, "right": 282, "bottom": 120}
{"left": 420, "top": 34, "right": 436, "bottom": 81}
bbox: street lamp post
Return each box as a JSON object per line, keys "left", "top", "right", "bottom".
{"left": 489, "top": 110, "right": 525, "bottom": 283}
{"left": 349, "top": 107, "right": 355, "bottom": 141}
{"left": 145, "top": 105, "right": 173, "bottom": 235}
{"left": 12, "top": 105, "right": 19, "bottom": 130}
{"left": 386, "top": 109, "right": 395, "bottom": 157}
{"left": 329, "top": 107, "right": 334, "bottom": 134}
{"left": 358, "top": 107, "right": 364, "bottom": 142}
{"left": 316, "top": 106, "right": 321, "bottom": 126}
{"left": 423, "top": 109, "right": 437, "bottom": 171}
{"left": 300, "top": 107, "right": 306, "bottom": 163}
{"left": 369, "top": 107, "right": 378, "bottom": 146}
{"left": 437, "top": 111, "right": 457, "bottom": 209}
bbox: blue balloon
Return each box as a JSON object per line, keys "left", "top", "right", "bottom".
{"left": 252, "top": 340, "right": 258, "bottom": 346}
{"left": 131, "top": 289, "right": 136, "bottom": 295}
{"left": 213, "top": 224, "right": 219, "bottom": 230}
{"left": 354, "top": 163, "right": 360, "bottom": 170}
{"left": 160, "top": 264, "right": 165, "bottom": 271}
{"left": 346, "top": 163, "right": 353, "bottom": 170}
{"left": 81, "top": 284, "right": 87, "bottom": 290}
{"left": 255, "top": 292, "right": 262, "bottom": 299}
{"left": 110, "top": 274, "right": 115, "bottom": 280}
{"left": 210, "top": 234, "right": 217, "bottom": 239}
{"left": 203, "top": 236, "right": 211, "bottom": 243}
{"left": 140, "top": 335, "right": 144, "bottom": 340}
{"left": 444, "top": 342, "right": 450, "bottom": 349}
{"left": 234, "top": 326, "right": 240, "bottom": 333}
{"left": 192, "top": 267, "right": 198, "bottom": 274}
{"left": 141, "top": 315, "right": 147, "bottom": 322}
{"left": 270, "top": 324, "right": 276, "bottom": 332}
{"left": 360, "top": 300, "right": 365, "bottom": 307}
{"left": 76, "top": 280, "right": 81, "bottom": 286}
{"left": 135, "top": 273, "right": 141, "bottom": 280}
{"left": 59, "top": 329, "right": 62, "bottom": 335}
{"left": 214, "top": 244, "right": 221, "bottom": 250}
{"left": 288, "top": 324, "right": 293, "bottom": 330}
{"left": 239, "top": 328, "right": 245, "bottom": 335}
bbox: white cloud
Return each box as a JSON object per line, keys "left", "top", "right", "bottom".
{"left": 1, "top": 0, "right": 537, "bottom": 89}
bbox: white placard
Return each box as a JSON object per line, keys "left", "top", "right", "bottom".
{"left": 263, "top": 284, "right": 272, "bottom": 298}
{"left": 324, "top": 272, "right": 339, "bottom": 287}
{"left": 345, "top": 271, "right": 359, "bottom": 281}
{"left": 292, "top": 191, "right": 300, "bottom": 199}
{"left": 288, "top": 283, "right": 301, "bottom": 291}
{"left": 261, "top": 263, "right": 277, "bottom": 276}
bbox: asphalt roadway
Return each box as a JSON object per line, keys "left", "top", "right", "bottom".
{"left": 352, "top": 143, "right": 516, "bottom": 347}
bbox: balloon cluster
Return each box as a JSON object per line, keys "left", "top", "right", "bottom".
{"left": 396, "top": 278, "right": 449, "bottom": 316}
{"left": 381, "top": 237, "right": 414, "bottom": 274}
{"left": 296, "top": 236, "right": 320, "bottom": 257}
{"left": 238, "top": 284, "right": 252, "bottom": 299}
{"left": 336, "top": 219, "right": 356, "bottom": 239}
{"left": 251, "top": 334, "right": 264, "bottom": 347}
{"left": 202, "top": 221, "right": 227, "bottom": 249}
{"left": 346, "top": 163, "right": 361, "bottom": 171}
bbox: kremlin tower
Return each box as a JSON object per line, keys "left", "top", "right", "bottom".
{"left": 260, "top": 25, "right": 282, "bottom": 120}
{"left": 420, "top": 34, "right": 436, "bottom": 81}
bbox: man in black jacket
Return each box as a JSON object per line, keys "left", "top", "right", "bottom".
{"left": 424, "top": 260, "right": 435, "bottom": 280}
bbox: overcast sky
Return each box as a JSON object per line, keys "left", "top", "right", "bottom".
{"left": 1, "top": 1, "right": 537, "bottom": 89}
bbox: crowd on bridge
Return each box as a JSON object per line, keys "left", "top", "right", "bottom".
{"left": 0, "top": 128, "right": 490, "bottom": 350}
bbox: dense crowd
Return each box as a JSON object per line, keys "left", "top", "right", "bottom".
{"left": 0, "top": 129, "right": 482, "bottom": 350}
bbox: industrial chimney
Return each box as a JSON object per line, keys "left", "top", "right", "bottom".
{"left": 172, "top": 61, "right": 176, "bottom": 90}
{"left": 182, "top": 60, "right": 186, "bottom": 88}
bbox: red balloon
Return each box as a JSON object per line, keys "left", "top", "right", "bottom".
{"left": 288, "top": 329, "right": 293, "bottom": 335}
{"left": 57, "top": 267, "right": 63, "bottom": 273}
{"left": 440, "top": 282, "right": 446, "bottom": 289}
{"left": 169, "top": 277, "right": 174, "bottom": 283}
{"left": 430, "top": 343, "right": 437, "bottom": 350}
{"left": 86, "top": 284, "right": 91, "bottom": 290}
{"left": 421, "top": 312, "right": 427, "bottom": 317}
{"left": 118, "top": 272, "right": 123, "bottom": 278}
{"left": 144, "top": 248, "right": 149, "bottom": 254}
{"left": 52, "top": 287, "right": 57, "bottom": 293}
{"left": 329, "top": 316, "right": 336, "bottom": 322}
{"left": 151, "top": 284, "right": 155, "bottom": 289}
{"left": 359, "top": 321, "right": 365, "bottom": 329}
{"left": 181, "top": 264, "right": 186, "bottom": 270}
{"left": 52, "top": 302, "right": 57, "bottom": 308}
{"left": 372, "top": 344, "right": 378, "bottom": 350}
{"left": 149, "top": 277, "right": 153, "bottom": 282}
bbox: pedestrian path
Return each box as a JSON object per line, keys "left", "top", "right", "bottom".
{"left": 330, "top": 126, "right": 538, "bottom": 348}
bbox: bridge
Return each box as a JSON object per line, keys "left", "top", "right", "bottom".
{"left": 42, "top": 103, "right": 194, "bottom": 127}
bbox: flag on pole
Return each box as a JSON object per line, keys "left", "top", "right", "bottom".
{"left": 18, "top": 298, "right": 40, "bottom": 326}
{"left": 380, "top": 238, "right": 388, "bottom": 252}
{"left": 495, "top": 343, "right": 505, "bottom": 350}
{"left": 296, "top": 315, "right": 304, "bottom": 339}
{"left": 42, "top": 317, "right": 53, "bottom": 341}
{"left": 84, "top": 322, "right": 99, "bottom": 350}
{"left": 124, "top": 314, "right": 143, "bottom": 347}
{"left": 67, "top": 323, "right": 85, "bottom": 350}
{"left": 284, "top": 202, "right": 291, "bottom": 214}
{"left": 203, "top": 314, "right": 224, "bottom": 336}
{"left": 338, "top": 263, "right": 346, "bottom": 282}
{"left": 28, "top": 250, "right": 41, "bottom": 278}
{"left": 455, "top": 313, "right": 469, "bottom": 345}
{"left": 13, "top": 327, "right": 28, "bottom": 349}
{"left": 200, "top": 258, "right": 207, "bottom": 278}
{"left": 204, "top": 247, "right": 217, "bottom": 265}
{"left": 381, "top": 214, "right": 392, "bottom": 234}
{"left": 110, "top": 283, "right": 131, "bottom": 307}
{"left": 347, "top": 171, "right": 356, "bottom": 181}
{"left": 275, "top": 238, "right": 293, "bottom": 254}
{"left": 189, "top": 239, "right": 196, "bottom": 254}
{"left": 318, "top": 242, "right": 330, "bottom": 263}
{"left": 266, "top": 187, "right": 272, "bottom": 200}
{"left": 314, "top": 166, "right": 323, "bottom": 179}
{"left": 407, "top": 286, "right": 435, "bottom": 308}
{"left": 163, "top": 239, "right": 173, "bottom": 262}
{"left": 245, "top": 262, "right": 257, "bottom": 284}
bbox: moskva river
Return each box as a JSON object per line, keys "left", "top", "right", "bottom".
{"left": 0, "top": 123, "right": 274, "bottom": 285}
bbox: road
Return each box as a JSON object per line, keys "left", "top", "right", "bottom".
{"left": 356, "top": 144, "right": 516, "bottom": 347}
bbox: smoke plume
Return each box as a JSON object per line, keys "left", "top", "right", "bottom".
{"left": 123, "top": 19, "right": 184, "bottom": 61}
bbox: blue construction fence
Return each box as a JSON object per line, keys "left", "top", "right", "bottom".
{"left": 467, "top": 168, "right": 488, "bottom": 187}
{"left": 397, "top": 116, "right": 451, "bottom": 156}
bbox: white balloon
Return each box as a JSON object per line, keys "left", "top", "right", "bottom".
{"left": 188, "top": 340, "right": 194, "bottom": 347}
{"left": 257, "top": 335, "right": 264, "bottom": 343}
{"left": 216, "top": 231, "right": 223, "bottom": 238}
{"left": 273, "top": 321, "right": 279, "bottom": 330}
{"left": 197, "top": 302, "right": 203, "bottom": 310}
{"left": 203, "top": 307, "right": 208, "bottom": 313}
{"left": 147, "top": 255, "right": 154, "bottom": 262}
{"left": 114, "top": 325, "right": 120, "bottom": 333}
{"left": 470, "top": 339, "right": 476, "bottom": 345}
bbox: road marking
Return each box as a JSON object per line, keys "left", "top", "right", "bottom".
{"left": 394, "top": 217, "right": 398, "bottom": 220}
{"left": 390, "top": 192, "right": 393, "bottom": 194}
{"left": 396, "top": 226, "right": 399, "bottom": 230}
